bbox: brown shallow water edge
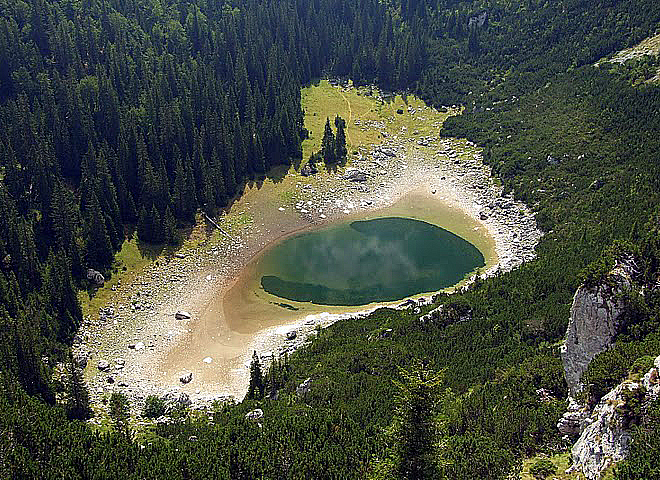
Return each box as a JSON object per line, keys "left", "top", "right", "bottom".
{"left": 160, "top": 187, "right": 497, "bottom": 398}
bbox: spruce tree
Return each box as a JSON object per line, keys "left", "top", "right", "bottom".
{"left": 246, "top": 350, "right": 264, "bottom": 400}
{"left": 392, "top": 366, "right": 443, "bottom": 479}
{"left": 137, "top": 206, "right": 151, "bottom": 243}
{"left": 163, "top": 206, "right": 179, "bottom": 245}
{"left": 109, "top": 392, "right": 130, "bottom": 436}
{"left": 66, "top": 354, "right": 92, "bottom": 421}
{"left": 335, "top": 116, "right": 347, "bottom": 160}
{"left": 150, "top": 204, "right": 165, "bottom": 244}
{"left": 321, "top": 118, "right": 336, "bottom": 164}
{"left": 85, "top": 193, "right": 114, "bottom": 269}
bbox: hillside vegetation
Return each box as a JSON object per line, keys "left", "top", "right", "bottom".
{"left": 1, "top": 0, "right": 660, "bottom": 478}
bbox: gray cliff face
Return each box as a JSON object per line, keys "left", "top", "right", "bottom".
{"left": 568, "top": 355, "right": 660, "bottom": 479}
{"left": 560, "top": 262, "right": 633, "bottom": 398}
{"left": 557, "top": 255, "right": 659, "bottom": 479}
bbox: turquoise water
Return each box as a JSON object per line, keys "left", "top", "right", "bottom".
{"left": 258, "top": 217, "right": 485, "bottom": 306}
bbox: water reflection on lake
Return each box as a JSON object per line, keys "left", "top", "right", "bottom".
{"left": 259, "top": 217, "right": 485, "bottom": 305}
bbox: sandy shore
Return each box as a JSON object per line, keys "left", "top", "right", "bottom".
{"left": 76, "top": 123, "right": 541, "bottom": 415}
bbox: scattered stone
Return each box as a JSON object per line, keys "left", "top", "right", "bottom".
{"left": 174, "top": 253, "right": 186, "bottom": 259}
{"left": 296, "top": 378, "right": 312, "bottom": 397}
{"left": 286, "top": 330, "right": 297, "bottom": 341}
{"left": 106, "top": 376, "right": 115, "bottom": 384}
{"left": 180, "top": 372, "right": 193, "bottom": 384}
{"left": 161, "top": 392, "right": 191, "bottom": 412}
{"left": 97, "top": 360, "right": 110, "bottom": 371}
{"left": 203, "top": 357, "right": 213, "bottom": 364}
{"left": 135, "top": 342, "right": 145, "bottom": 350}
{"left": 245, "top": 408, "right": 264, "bottom": 421}
{"left": 175, "top": 310, "right": 191, "bottom": 320}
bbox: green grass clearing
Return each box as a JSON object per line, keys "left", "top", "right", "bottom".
{"left": 78, "top": 232, "right": 167, "bottom": 319}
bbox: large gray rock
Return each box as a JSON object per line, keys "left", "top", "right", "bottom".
{"left": 560, "top": 259, "right": 635, "bottom": 398}
{"left": 567, "top": 356, "right": 660, "bottom": 480}
{"left": 557, "top": 397, "right": 590, "bottom": 436}
{"left": 86, "top": 269, "right": 105, "bottom": 286}
{"left": 343, "top": 168, "right": 367, "bottom": 182}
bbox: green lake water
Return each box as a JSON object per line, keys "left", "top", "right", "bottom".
{"left": 258, "top": 217, "right": 485, "bottom": 305}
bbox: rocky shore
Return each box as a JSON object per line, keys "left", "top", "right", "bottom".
{"left": 74, "top": 105, "right": 542, "bottom": 418}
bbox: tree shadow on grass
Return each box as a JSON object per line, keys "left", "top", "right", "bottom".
{"left": 323, "top": 155, "right": 348, "bottom": 174}
{"left": 265, "top": 164, "right": 291, "bottom": 184}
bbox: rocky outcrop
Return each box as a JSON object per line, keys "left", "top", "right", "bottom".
{"left": 557, "top": 255, "right": 658, "bottom": 479}
{"left": 560, "top": 259, "right": 636, "bottom": 398}
{"left": 568, "top": 355, "right": 660, "bottom": 479}
{"left": 86, "top": 269, "right": 105, "bottom": 286}
{"left": 296, "top": 377, "right": 312, "bottom": 397}
{"left": 557, "top": 397, "right": 590, "bottom": 436}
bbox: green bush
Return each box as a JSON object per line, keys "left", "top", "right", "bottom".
{"left": 629, "top": 356, "right": 656, "bottom": 376}
{"left": 143, "top": 395, "right": 166, "bottom": 419}
{"left": 529, "top": 458, "right": 556, "bottom": 479}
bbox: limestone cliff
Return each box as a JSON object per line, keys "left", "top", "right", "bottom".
{"left": 560, "top": 258, "right": 636, "bottom": 398}
{"left": 556, "top": 254, "right": 658, "bottom": 479}
{"left": 567, "top": 355, "right": 660, "bottom": 479}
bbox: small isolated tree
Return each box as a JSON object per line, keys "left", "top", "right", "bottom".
{"left": 109, "top": 392, "right": 130, "bottom": 436}
{"left": 246, "top": 350, "right": 264, "bottom": 400}
{"left": 65, "top": 355, "right": 92, "bottom": 421}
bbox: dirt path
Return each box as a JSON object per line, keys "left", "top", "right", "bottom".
{"left": 339, "top": 89, "right": 353, "bottom": 144}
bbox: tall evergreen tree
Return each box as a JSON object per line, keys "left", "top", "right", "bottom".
{"left": 85, "top": 193, "right": 114, "bottom": 269}
{"left": 246, "top": 350, "right": 264, "bottom": 400}
{"left": 65, "top": 354, "right": 92, "bottom": 421}
{"left": 335, "top": 115, "right": 347, "bottom": 160}
{"left": 321, "top": 117, "right": 336, "bottom": 164}
{"left": 392, "top": 366, "right": 443, "bottom": 480}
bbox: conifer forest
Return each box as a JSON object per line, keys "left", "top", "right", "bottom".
{"left": 1, "top": 0, "right": 660, "bottom": 478}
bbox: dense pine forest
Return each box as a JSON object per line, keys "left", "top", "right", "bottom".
{"left": 2, "top": 0, "right": 660, "bottom": 477}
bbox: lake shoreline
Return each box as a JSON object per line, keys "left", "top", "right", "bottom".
{"left": 78, "top": 121, "right": 541, "bottom": 418}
